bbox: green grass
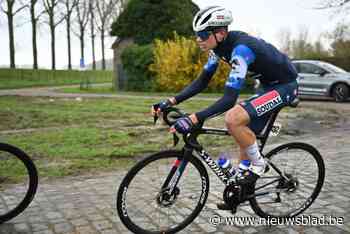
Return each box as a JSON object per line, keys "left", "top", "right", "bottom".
{"left": 0, "top": 95, "right": 235, "bottom": 181}
{"left": 0, "top": 93, "right": 335, "bottom": 182}
{"left": 59, "top": 85, "right": 253, "bottom": 99}
{"left": 0, "top": 68, "right": 113, "bottom": 89}
{"left": 61, "top": 86, "right": 119, "bottom": 94}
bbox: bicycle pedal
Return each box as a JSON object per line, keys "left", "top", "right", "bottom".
{"left": 216, "top": 202, "right": 231, "bottom": 210}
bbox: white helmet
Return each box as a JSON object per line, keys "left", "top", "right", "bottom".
{"left": 193, "top": 6, "right": 233, "bottom": 32}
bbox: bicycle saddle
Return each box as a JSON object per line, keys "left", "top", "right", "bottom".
{"left": 289, "top": 98, "right": 299, "bottom": 108}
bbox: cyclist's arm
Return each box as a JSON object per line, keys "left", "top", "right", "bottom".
{"left": 174, "top": 52, "right": 219, "bottom": 104}
{"left": 195, "top": 45, "right": 256, "bottom": 122}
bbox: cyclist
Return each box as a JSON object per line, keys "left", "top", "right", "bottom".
{"left": 152, "top": 6, "right": 298, "bottom": 209}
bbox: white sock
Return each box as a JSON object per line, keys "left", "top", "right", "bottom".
{"left": 245, "top": 142, "right": 265, "bottom": 166}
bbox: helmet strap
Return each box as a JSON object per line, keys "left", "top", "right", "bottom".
{"left": 213, "top": 31, "right": 219, "bottom": 45}
{"left": 213, "top": 30, "right": 225, "bottom": 47}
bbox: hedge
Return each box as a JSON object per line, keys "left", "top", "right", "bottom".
{"left": 120, "top": 44, "right": 154, "bottom": 91}
{"left": 0, "top": 69, "right": 113, "bottom": 89}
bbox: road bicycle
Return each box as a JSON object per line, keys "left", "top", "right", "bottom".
{"left": 0, "top": 143, "right": 38, "bottom": 224}
{"left": 116, "top": 99, "right": 325, "bottom": 233}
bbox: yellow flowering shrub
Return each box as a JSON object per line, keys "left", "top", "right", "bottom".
{"left": 150, "top": 33, "right": 231, "bottom": 92}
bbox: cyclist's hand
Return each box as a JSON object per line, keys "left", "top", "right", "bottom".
{"left": 170, "top": 116, "right": 195, "bottom": 134}
{"left": 152, "top": 99, "right": 172, "bottom": 117}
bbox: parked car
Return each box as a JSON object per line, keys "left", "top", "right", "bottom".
{"left": 292, "top": 60, "right": 350, "bottom": 102}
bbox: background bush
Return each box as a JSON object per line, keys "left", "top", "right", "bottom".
{"left": 121, "top": 44, "right": 154, "bottom": 91}
{"left": 110, "top": 0, "right": 199, "bottom": 45}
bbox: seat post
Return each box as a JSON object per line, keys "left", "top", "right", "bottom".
{"left": 258, "top": 109, "right": 281, "bottom": 152}
{"left": 258, "top": 98, "right": 299, "bottom": 152}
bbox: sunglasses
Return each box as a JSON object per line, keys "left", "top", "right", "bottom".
{"left": 195, "top": 31, "right": 213, "bottom": 41}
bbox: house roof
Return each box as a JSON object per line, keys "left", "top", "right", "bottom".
{"left": 111, "top": 37, "right": 135, "bottom": 49}
{"left": 111, "top": 38, "right": 121, "bottom": 49}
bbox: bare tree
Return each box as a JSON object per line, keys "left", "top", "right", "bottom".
{"left": 276, "top": 27, "right": 292, "bottom": 55}
{"left": 327, "top": 23, "right": 350, "bottom": 57}
{"left": 63, "top": 0, "right": 78, "bottom": 70}
{"left": 95, "top": 0, "right": 119, "bottom": 70}
{"left": 314, "top": 0, "right": 350, "bottom": 18}
{"left": 89, "top": 0, "right": 96, "bottom": 70}
{"left": 1, "top": 0, "right": 28, "bottom": 68}
{"left": 291, "top": 26, "right": 313, "bottom": 58}
{"left": 29, "top": 0, "right": 45, "bottom": 69}
{"left": 74, "top": 0, "right": 88, "bottom": 69}
{"left": 313, "top": 38, "right": 329, "bottom": 57}
{"left": 315, "top": 0, "right": 350, "bottom": 9}
{"left": 43, "top": 0, "right": 65, "bottom": 70}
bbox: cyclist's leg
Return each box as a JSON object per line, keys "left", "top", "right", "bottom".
{"left": 225, "top": 104, "right": 266, "bottom": 177}
{"left": 225, "top": 87, "right": 268, "bottom": 171}
{"left": 226, "top": 81, "right": 298, "bottom": 176}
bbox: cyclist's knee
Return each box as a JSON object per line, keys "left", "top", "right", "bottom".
{"left": 225, "top": 105, "right": 250, "bottom": 132}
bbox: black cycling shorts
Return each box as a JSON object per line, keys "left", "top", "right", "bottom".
{"left": 239, "top": 80, "right": 298, "bottom": 135}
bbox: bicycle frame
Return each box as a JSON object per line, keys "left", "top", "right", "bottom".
{"left": 117, "top": 99, "right": 325, "bottom": 233}
{"left": 162, "top": 108, "right": 283, "bottom": 195}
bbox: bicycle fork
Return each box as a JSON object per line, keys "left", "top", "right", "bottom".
{"left": 160, "top": 147, "right": 192, "bottom": 197}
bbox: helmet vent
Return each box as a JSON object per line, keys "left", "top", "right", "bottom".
{"left": 200, "top": 14, "right": 211, "bottom": 26}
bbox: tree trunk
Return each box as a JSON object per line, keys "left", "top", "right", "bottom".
{"left": 32, "top": 22, "right": 38, "bottom": 69}
{"left": 31, "top": 5, "right": 38, "bottom": 69}
{"left": 50, "top": 15, "right": 56, "bottom": 70}
{"left": 79, "top": 31, "right": 85, "bottom": 65}
{"left": 101, "top": 28, "right": 105, "bottom": 70}
{"left": 8, "top": 13, "right": 15, "bottom": 68}
{"left": 92, "top": 34, "right": 96, "bottom": 70}
{"left": 90, "top": 4, "right": 96, "bottom": 70}
{"left": 67, "top": 15, "right": 72, "bottom": 70}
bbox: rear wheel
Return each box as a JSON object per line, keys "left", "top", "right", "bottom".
{"left": 116, "top": 150, "right": 209, "bottom": 234}
{"left": 250, "top": 142, "right": 325, "bottom": 219}
{"left": 332, "top": 83, "right": 349, "bottom": 102}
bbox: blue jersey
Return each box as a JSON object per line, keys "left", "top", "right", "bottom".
{"left": 205, "top": 31, "right": 298, "bottom": 89}
{"left": 175, "top": 31, "right": 298, "bottom": 122}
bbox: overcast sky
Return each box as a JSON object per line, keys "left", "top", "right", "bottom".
{"left": 0, "top": 0, "right": 342, "bottom": 69}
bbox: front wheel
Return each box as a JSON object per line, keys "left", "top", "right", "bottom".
{"left": 250, "top": 142, "right": 325, "bottom": 219}
{"left": 0, "top": 143, "right": 38, "bottom": 224}
{"left": 116, "top": 150, "right": 209, "bottom": 234}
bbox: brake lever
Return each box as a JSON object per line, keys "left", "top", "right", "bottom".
{"left": 152, "top": 104, "right": 160, "bottom": 125}
{"left": 173, "top": 133, "right": 179, "bottom": 146}
{"left": 153, "top": 115, "right": 158, "bottom": 124}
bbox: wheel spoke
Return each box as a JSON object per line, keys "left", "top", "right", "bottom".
{"left": 117, "top": 151, "right": 208, "bottom": 233}
{"left": 251, "top": 143, "right": 324, "bottom": 218}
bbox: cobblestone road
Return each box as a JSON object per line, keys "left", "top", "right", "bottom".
{"left": 1, "top": 128, "right": 350, "bottom": 234}
{"left": 1, "top": 88, "right": 350, "bottom": 233}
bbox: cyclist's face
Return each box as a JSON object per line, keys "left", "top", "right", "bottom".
{"left": 195, "top": 30, "right": 225, "bottom": 51}
{"left": 195, "top": 31, "right": 217, "bottom": 51}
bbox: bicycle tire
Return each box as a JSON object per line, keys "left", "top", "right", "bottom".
{"left": 250, "top": 142, "right": 325, "bottom": 218}
{"left": 116, "top": 150, "right": 209, "bottom": 234}
{"left": 0, "top": 143, "right": 38, "bottom": 224}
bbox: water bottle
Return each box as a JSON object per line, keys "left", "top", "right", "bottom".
{"left": 217, "top": 154, "right": 234, "bottom": 177}
{"left": 218, "top": 154, "right": 252, "bottom": 178}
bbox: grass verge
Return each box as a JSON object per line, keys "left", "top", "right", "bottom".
{"left": 0, "top": 95, "right": 232, "bottom": 181}
{"left": 0, "top": 93, "right": 338, "bottom": 182}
